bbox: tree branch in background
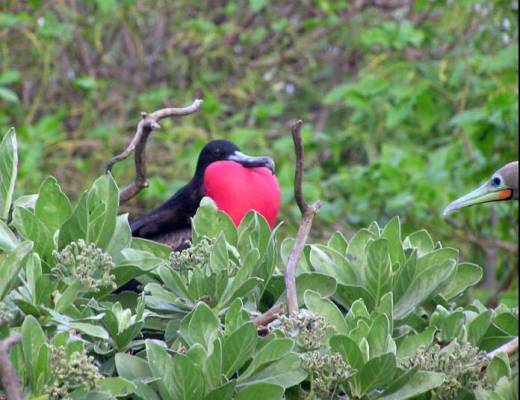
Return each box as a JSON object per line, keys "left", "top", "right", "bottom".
{"left": 106, "top": 99, "right": 203, "bottom": 203}
{"left": 488, "top": 337, "right": 519, "bottom": 359}
{"left": 0, "top": 321, "right": 23, "bottom": 400}
{"left": 285, "top": 120, "right": 321, "bottom": 316}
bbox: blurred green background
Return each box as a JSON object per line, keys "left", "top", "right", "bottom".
{"left": 0, "top": 0, "right": 518, "bottom": 305}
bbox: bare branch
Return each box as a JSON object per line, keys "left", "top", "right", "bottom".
{"left": 488, "top": 337, "right": 519, "bottom": 359}
{"left": 0, "top": 332, "right": 23, "bottom": 400}
{"left": 254, "top": 303, "right": 283, "bottom": 329}
{"left": 285, "top": 120, "right": 321, "bottom": 316}
{"left": 106, "top": 99, "right": 203, "bottom": 203}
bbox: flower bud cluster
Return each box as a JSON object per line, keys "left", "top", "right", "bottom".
{"left": 45, "top": 345, "right": 102, "bottom": 399}
{"left": 400, "top": 341, "right": 489, "bottom": 399}
{"left": 169, "top": 237, "right": 213, "bottom": 272}
{"left": 278, "top": 311, "right": 329, "bottom": 351}
{"left": 301, "top": 351, "right": 355, "bottom": 398}
{"left": 52, "top": 239, "right": 116, "bottom": 291}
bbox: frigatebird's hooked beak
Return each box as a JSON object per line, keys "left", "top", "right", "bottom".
{"left": 227, "top": 151, "right": 276, "bottom": 174}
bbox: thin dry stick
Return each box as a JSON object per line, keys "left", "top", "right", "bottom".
{"left": 254, "top": 303, "right": 283, "bottom": 328}
{"left": 488, "top": 337, "right": 519, "bottom": 359}
{"left": 285, "top": 120, "right": 321, "bottom": 316}
{"left": 0, "top": 330, "right": 23, "bottom": 400}
{"left": 106, "top": 99, "right": 203, "bottom": 203}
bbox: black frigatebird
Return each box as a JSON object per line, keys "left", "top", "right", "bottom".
{"left": 443, "top": 161, "right": 518, "bottom": 215}
{"left": 130, "top": 139, "right": 281, "bottom": 249}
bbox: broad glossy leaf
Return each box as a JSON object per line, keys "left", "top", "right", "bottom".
{"left": 240, "top": 338, "right": 294, "bottom": 379}
{"left": 377, "top": 371, "right": 445, "bottom": 400}
{"left": 335, "top": 283, "right": 375, "bottom": 311}
{"left": 304, "top": 290, "right": 348, "bottom": 335}
{"left": 172, "top": 354, "right": 205, "bottom": 400}
{"left": 381, "top": 216, "right": 405, "bottom": 267}
{"left": 115, "top": 353, "right": 153, "bottom": 381}
{"left": 355, "top": 352, "right": 396, "bottom": 395}
{"left": 0, "top": 128, "right": 17, "bottom": 220}
{"left": 188, "top": 302, "right": 220, "bottom": 349}
{"left": 98, "top": 377, "right": 136, "bottom": 396}
{"left": 238, "top": 353, "right": 306, "bottom": 389}
{"left": 415, "top": 247, "right": 458, "bottom": 275}
{"left": 22, "top": 315, "right": 46, "bottom": 388}
{"left": 367, "top": 313, "right": 390, "bottom": 358}
{"left": 397, "top": 327, "right": 436, "bottom": 358}
{"left": 222, "top": 322, "right": 257, "bottom": 376}
{"left": 402, "top": 230, "right": 434, "bottom": 257}
{"left": 146, "top": 340, "right": 174, "bottom": 400}
{"left": 308, "top": 244, "right": 358, "bottom": 285}
{"left": 365, "top": 239, "right": 392, "bottom": 305}
{"left": 441, "top": 262, "right": 482, "bottom": 300}
{"left": 236, "top": 383, "right": 283, "bottom": 400}
{"left": 468, "top": 310, "right": 492, "bottom": 346}
{"left": 394, "top": 259, "right": 456, "bottom": 320}
{"left": 12, "top": 207, "right": 53, "bottom": 259}
{"left": 487, "top": 352, "right": 511, "bottom": 386}
{"left": 0, "top": 241, "right": 32, "bottom": 300}
{"left": 87, "top": 174, "right": 119, "bottom": 250}
{"left": 0, "top": 218, "right": 17, "bottom": 251}
{"left": 35, "top": 176, "right": 72, "bottom": 231}
{"left": 330, "top": 334, "right": 364, "bottom": 370}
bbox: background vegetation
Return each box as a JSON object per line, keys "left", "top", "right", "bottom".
{"left": 0, "top": 1, "right": 518, "bottom": 308}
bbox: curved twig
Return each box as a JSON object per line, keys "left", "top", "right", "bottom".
{"left": 107, "top": 99, "right": 203, "bottom": 203}
{"left": 285, "top": 120, "right": 321, "bottom": 316}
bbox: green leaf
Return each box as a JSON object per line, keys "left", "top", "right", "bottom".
{"left": 415, "top": 247, "right": 458, "bottom": 275}
{"left": 468, "top": 310, "right": 492, "bottom": 346}
{"left": 0, "top": 87, "right": 19, "bottom": 103}
{"left": 335, "top": 284, "right": 375, "bottom": 311}
{"left": 87, "top": 174, "right": 119, "bottom": 249}
{"left": 0, "top": 218, "right": 18, "bottom": 251}
{"left": 439, "top": 311, "right": 465, "bottom": 342}
{"left": 35, "top": 176, "right": 72, "bottom": 231}
{"left": 330, "top": 334, "right": 365, "bottom": 370}
{"left": 0, "top": 241, "right": 32, "bottom": 300}
{"left": 365, "top": 239, "right": 392, "bottom": 305}
{"left": 367, "top": 314, "right": 390, "bottom": 358}
{"left": 277, "top": 272, "right": 336, "bottom": 307}
{"left": 68, "top": 322, "right": 109, "bottom": 340}
{"left": 146, "top": 340, "right": 174, "bottom": 400}
{"left": 236, "top": 383, "right": 283, "bottom": 400}
{"left": 188, "top": 302, "right": 220, "bottom": 349}
{"left": 394, "top": 259, "right": 456, "bottom": 320}
{"left": 115, "top": 353, "right": 152, "bottom": 381}
{"left": 204, "top": 381, "right": 236, "bottom": 400}
{"left": 12, "top": 207, "right": 53, "bottom": 259}
{"left": 304, "top": 290, "right": 348, "bottom": 335}
{"left": 355, "top": 352, "right": 396, "bottom": 395}
{"left": 249, "top": 0, "right": 269, "bottom": 13}
{"left": 346, "top": 228, "right": 372, "bottom": 266}
{"left": 22, "top": 315, "right": 46, "bottom": 388}
{"left": 172, "top": 354, "right": 205, "bottom": 400}
{"left": 440, "top": 262, "right": 483, "bottom": 300}
{"left": 0, "top": 128, "right": 17, "bottom": 220}
{"left": 397, "top": 327, "right": 436, "bottom": 358}
{"left": 222, "top": 322, "right": 257, "bottom": 376}
{"left": 308, "top": 244, "right": 358, "bottom": 284}
{"left": 238, "top": 353, "right": 306, "bottom": 389}
{"left": 487, "top": 352, "right": 511, "bottom": 386}
{"left": 241, "top": 338, "right": 294, "bottom": 379}
{"left": 381, "top": 216, "right": 405, "bottom": 267}
{"left": 98, "top": 377, "right": 136, "bottom": 396}
{"left": 377, "top": 371, "right": 445, "bottom": 400}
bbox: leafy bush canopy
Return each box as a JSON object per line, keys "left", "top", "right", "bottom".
{"left": 0, "top": 128, "right": 517, "bottom": 399}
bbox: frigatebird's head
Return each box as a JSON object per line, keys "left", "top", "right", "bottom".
{"left": 194, "top": 140, "right": 275, "bottom": 177}
{"left": 443, "top": 161, "right": 518, "bottom": 216}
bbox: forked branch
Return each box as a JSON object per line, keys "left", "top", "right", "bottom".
{"left": 106, "top": 99, "right": 203, "bottom": 203}
{"left": 285, "top": 120, "right": 321, "bottom": 316}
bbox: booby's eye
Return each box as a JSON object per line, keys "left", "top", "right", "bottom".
{"left": 492, "top": 176, "right": 501, "bottom": 186}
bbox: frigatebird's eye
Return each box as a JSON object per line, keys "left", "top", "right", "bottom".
{"left": 492, "top": 176, "right": 501, "bottom": 186}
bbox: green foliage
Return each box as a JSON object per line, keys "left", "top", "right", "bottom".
{"left": 0, "top": 0, "right": 517, "bottom": 306}
{"left": 0, "top": 1, "right": 518, "bottom": 395}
